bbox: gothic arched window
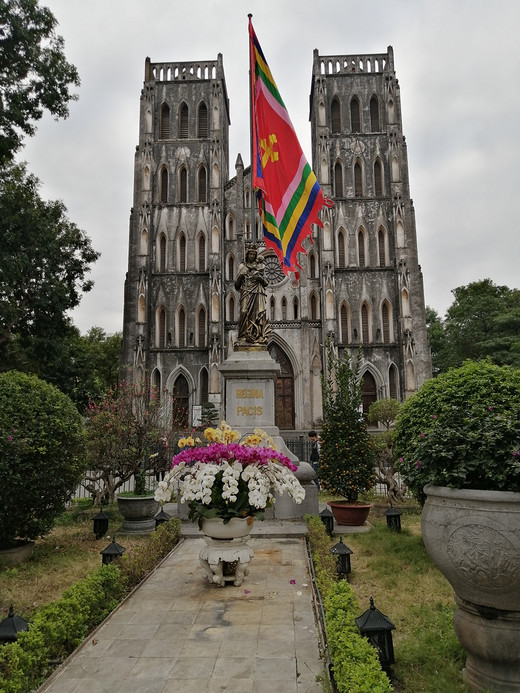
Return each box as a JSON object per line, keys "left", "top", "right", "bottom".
{"left": 179, "top": 102, "right": 188, "bottom": 138}
{"left": 338, "top": 229, "right": 346, "bottom": 268}
{"left": 331, "top": 97, "right": 341, "bottom": 133}
{"left": 389, "top": 364, "right": 398, "bottom": 400}
{"left": 173, "top": 374, "right": 189, "bottom": 427}
{"left": 198, "top": 235, "right": 206, "bottom": 272}
{"left": 350, "top": 96, "right": 361, "bottom": 133}
{"left": 197, "top": 102, "right": 208, "bottom": 137}
{"left": 358, "top": 229, "right": 366, "bottom": 267}
{"left": 334, "top": 161, "right": 343, "bottom": 197}
{"left": 374, "top": 159, "right": 383, "bottom": 196}
{"left": 340, "top": 303, "right": 349, "bottom": 344}
{"left": 382, "top": 301, "right": 391, "bottom": 343}
{"left": 354, "top": 161, "right": 363, "bottom": 197}
{"left": 159, "top": 233, "right": 166, "bottom": 272}
{"left": 378, "top": 228, "right": 386, "bottom": 266}
{"left": 178, "top": 307, "right": 186, "bottom": 347}
{"left": 370, "top": 95, "right": 380, "bottom": 131}
{"left": 157, "top": 307, "right": 166, "bottom": 347}
{"left": 197, "top": 306, "right": 206, "bottom": 347}
{"left": 198, "top": 165, "right": 207, "bottom": 203}
{"left": 160, "top": 167, "right": 168, "bottom": 204}
{"left": 160, "top": 103, "right": 170, "bottom": 139}
{"left": 361, "top": 303, "right": 370, "bottom": 343}
{"left": 179, "top": 166, "right": 187, "bottom": 203}
{"left": 179, "top": 234, "right": 186, "bottom": 272}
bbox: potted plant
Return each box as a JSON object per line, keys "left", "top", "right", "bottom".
{"left": 368, "top": 398, "right": 407, "bottom": 506}
{"left": 155, "top": 421, "right": 305, "bottom": 537}
{"left": 318, "top": 342, "right": 375, "bottom": 526}
{"left": 394, "top": 359, "right": 520, "bottom": 693}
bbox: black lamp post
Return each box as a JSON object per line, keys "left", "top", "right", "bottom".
{"left": 384, "top": 506, "right": 402, "bottom": 532}
{"left": 154, "top": 507, "right": 170, "bottom": 528}
{"left": 0, "top": 606, "right": 29, "bottom": 644}
{"left": 330, "top": 536, "right": 353, "bottom": 578}
{"left": 355, "top": 596, "right": 396, "bottom": 672}
{"left": 319, "top": 507, "right": 334, "bottom": 537}
{"left": 100, "top": 537, "right": 126, "bottom": 565}
{"left": 92, "top": 510, "right": 110, "bottom": 539}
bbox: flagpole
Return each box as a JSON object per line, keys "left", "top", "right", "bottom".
{"left": 248, "top": 13, "right": 256, "bottom": 246}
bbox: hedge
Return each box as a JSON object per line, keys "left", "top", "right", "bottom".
{"left": 305, "top": 516, "right": 393, "bottom": 693}
{"left": 0, "top": 518, "right": 181, "bottom": 693}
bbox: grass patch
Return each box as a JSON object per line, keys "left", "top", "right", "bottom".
{"left": 344, "top": 514, "right": 467, "bottom": 692}
{"left": 0, "top": 503, "right": 148, "bottom": 619}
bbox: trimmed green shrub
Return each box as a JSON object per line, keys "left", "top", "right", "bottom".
{"left": 0, "top": 518, "right": 182, "bottom": 693}
{"left": 305, "top": 517, "right": 392, "bottom": 693}
{"left": 394, "top": 359, "right": 520, "bottom": 504}
{"left": 0, "top": 371, "right": 86, "bottom": 548}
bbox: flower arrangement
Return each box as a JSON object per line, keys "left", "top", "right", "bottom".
{"left": 394, "top": 360, "right": 520, "bottom": 504}
{"left": 155, "top": 422, "right": 305, "bottom": 523}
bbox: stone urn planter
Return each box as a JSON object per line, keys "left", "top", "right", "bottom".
{"left": 200, "top": 516, "right": 254, "bottom": 540}
{"left": 421, "top": 484, "right": 520, "bottom": 692}
{"left": 116, "top": 495, "right": 159, "bottom": 533}
{"left": 328, "top": 501, "right": 372, "bottom": 526}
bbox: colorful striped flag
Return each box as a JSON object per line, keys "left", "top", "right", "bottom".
{"left": 249, "top": 17, "right": 330, "bottom": 276}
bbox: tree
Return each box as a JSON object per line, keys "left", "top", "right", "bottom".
{"left": 0, "top": 370, "right": 86, "bottom": 548}
{"left": 84, "top": 379, "right": 189, "bottom": 504}
{"left": 443, "top": 279, "right": 520, "bottom": 368}
{"left": 0, "top": 163, "right": 99, "bottom": 371}
{"left": 0, "top": 0, "right": 80, "bottom": 163}
{"left": 318, "top": 342, "right": 375, "bottom": 502}
{"left": 368, "top": 398, "right": 406, "bottom": 505}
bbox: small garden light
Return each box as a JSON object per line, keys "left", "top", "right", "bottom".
{"left": 355, "top": 596, "right": 396, "bottom": 672}
{"left": 100, "top": 537, "right": 126, "bottom": 565}
{"left": 330, "top": 536, "right": 353, "bottom": 578}
{"left": 0, "top": 606, "right": 29, "bottom": 644}
{"left": 92, "top": 510, "right": 109, "bottom": 539}
{"left": 154, "top": 507, "right": 170, "bottom": 528}
{"left": 384, "top": 506, "right": 402, "bottom": 532}
{"left": 319, "top": 507, "right": 334, "bottom": 537}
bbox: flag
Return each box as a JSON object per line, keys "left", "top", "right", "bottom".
{"left": 249, "top": 17, "right": 330, "bottom": 276}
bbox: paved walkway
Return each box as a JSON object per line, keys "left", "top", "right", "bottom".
{"left": 38, "top": 522, "right": 325, "bottom": 693}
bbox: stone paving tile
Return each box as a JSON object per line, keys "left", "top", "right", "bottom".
{"left": 38, "top": 536, "right": 326, "bottom": 693}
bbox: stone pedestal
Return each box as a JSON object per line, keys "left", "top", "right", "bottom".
{"left": 219, "top": 347, "right": 318, "bottom": 518}
{"left": 199, "top": 536, "right": 254, "bottom": 587}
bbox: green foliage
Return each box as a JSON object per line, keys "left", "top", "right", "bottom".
{"left": 319, "top": 343, "right": 375, "bottom": 501}
{"left": 0, "top": 164, "right": 99, "bottom": 376}
{"left": 305, "top": 517, "right": 392, "bottom": 693}
{"left": 0, "top": 0, "right": 80, "bottom": 164}
{"left": 325, "top": 583, "right": 393, "bottom": 693}
{"left": 368, "top": 398, "right": 400, "bottom": 430}
{"left": 427, "top": 279, "right": 520, "bottom": 373}
{"left": 394, "top": 359, "right": 520, "bottom": 504}
{"left": 0, "top": 371, "right": 86, "bottom": 549}
{"left": 84, "top": 377, "right": 184, "bottom": 503}
{"left": 0, "top": 519, "right": 181, "bottom": 693}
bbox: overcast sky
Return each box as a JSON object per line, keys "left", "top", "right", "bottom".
{"left": 20, "top": 0, "right": 520, "bottom": 335}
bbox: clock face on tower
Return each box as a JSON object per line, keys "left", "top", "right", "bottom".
{"left": 264, "top": 254, "right": 286, "bottom": 285}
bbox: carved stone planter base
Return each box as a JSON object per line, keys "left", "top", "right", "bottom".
{"left": 199, "top": 536, "right": 254, "bottom": 587}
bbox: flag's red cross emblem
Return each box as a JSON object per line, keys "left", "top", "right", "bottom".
{"left": 260, "top": 134, "right": 279, "bottom": 167}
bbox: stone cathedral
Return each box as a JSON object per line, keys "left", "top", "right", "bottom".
{"left": 120, "top": 46, "right": 432, "bottom": 433}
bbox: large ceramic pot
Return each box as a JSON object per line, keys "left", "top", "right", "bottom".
{"left": 200, "top": 516, "right": 254, "bottom": 540}
{"left": 328, "top": 501, "right": 372, "bottom": 526}
{"left": 116, "top": 495, "right": 159, "bottom": 533}
{"left": 421, "top": 484, "right": 520, "bottom": 692}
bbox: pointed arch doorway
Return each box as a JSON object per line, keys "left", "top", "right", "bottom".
{"left": 361, "top": 371, "right": 377, "bottom": 415}
{"left": 268, "top": 343, "right": 295, "bottom": 430}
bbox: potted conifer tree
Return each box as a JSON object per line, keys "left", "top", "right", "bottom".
{"left": 319, "top": 342, "right": 375, "bottom": 526}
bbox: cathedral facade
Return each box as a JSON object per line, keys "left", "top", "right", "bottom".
{"left": 120, "top": 47, "right": 432, "bottom": 432}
